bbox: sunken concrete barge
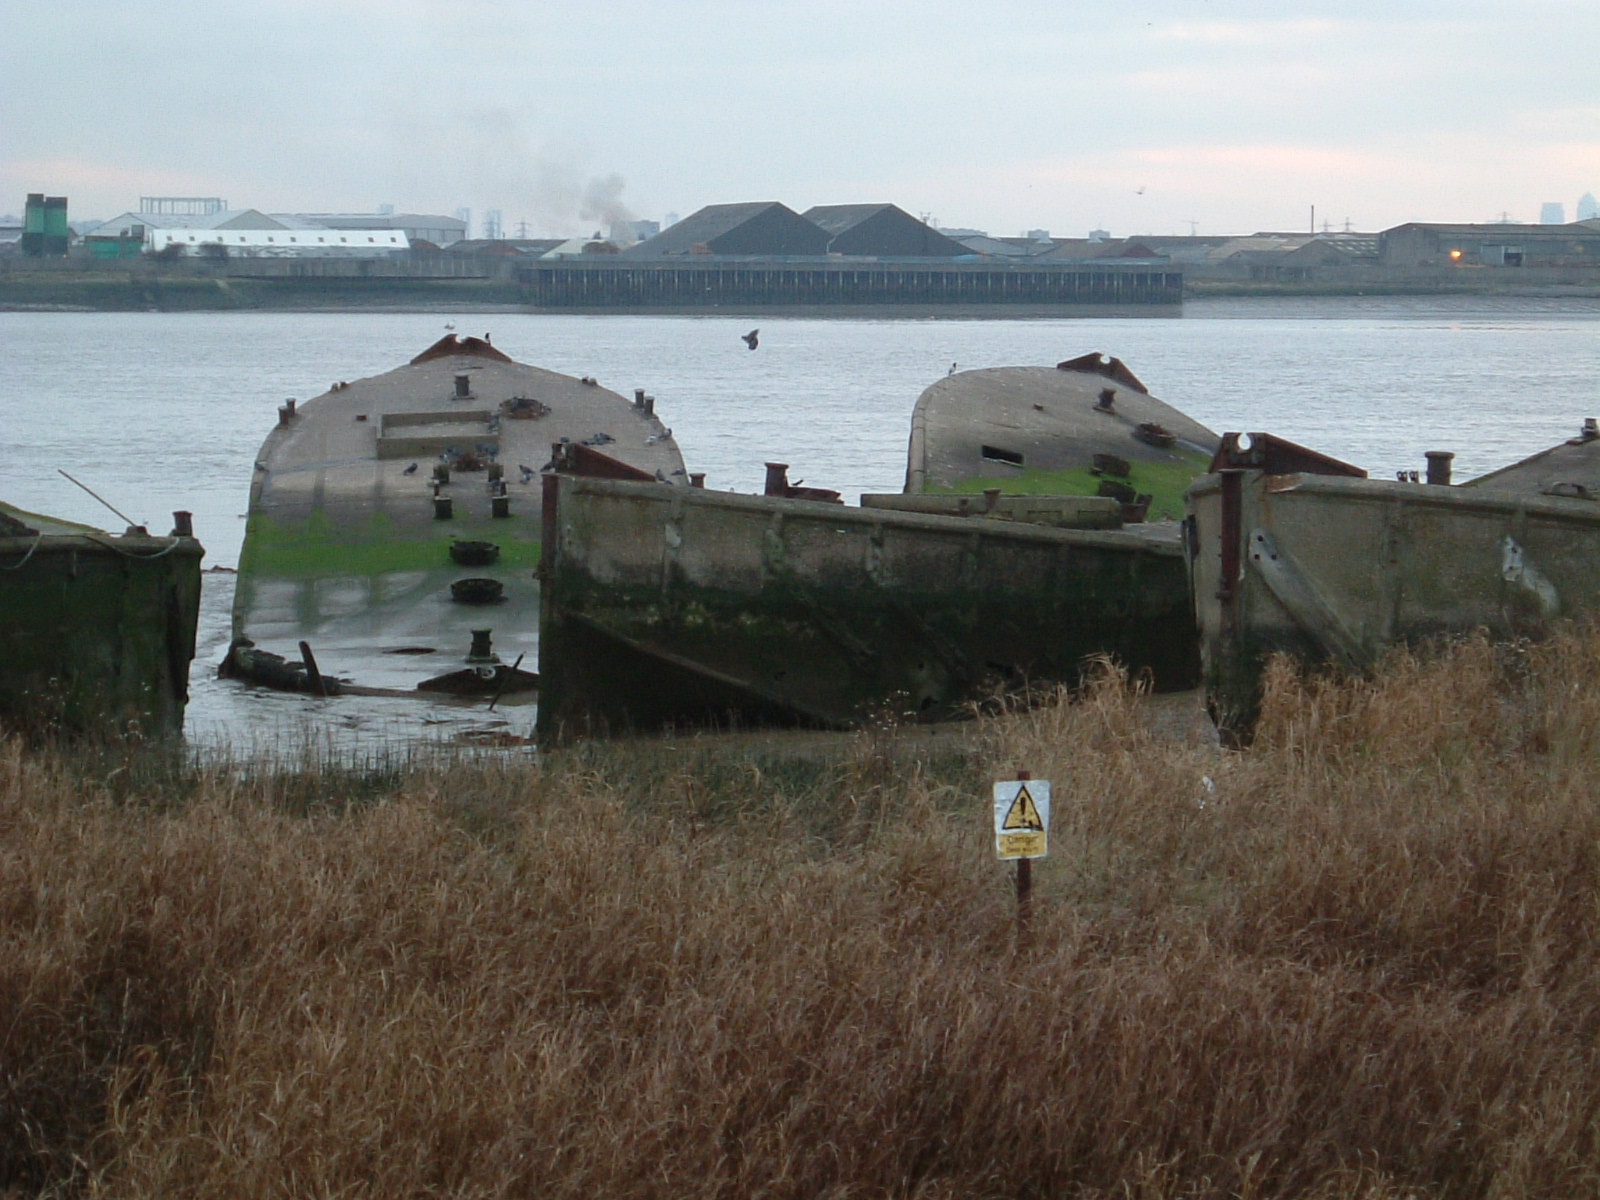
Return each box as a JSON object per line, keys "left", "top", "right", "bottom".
{"left": 535, "top": 479, "right": 1199, "bottom": 741}
{"left": 1, "top": 502, "right": 204, "bottom": 739}
{"left": 231, "top": 335, "right": 686, "bottom": 700}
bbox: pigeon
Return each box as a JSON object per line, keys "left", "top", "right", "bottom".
{"left": 518, "top": 464, "right": 535, "bottom": 483}
{"left": 403, "top": 462, "right": 419, "bottom": 475}
{"left": 742, "top": 328, "right": 760, "bottom": 350}
{"left": 655, "top": 469, "right": 668, "bottom": 482}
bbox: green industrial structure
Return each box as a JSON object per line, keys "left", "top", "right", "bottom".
{"left": 21, "top": 193, "right": 69, "bottom": 257}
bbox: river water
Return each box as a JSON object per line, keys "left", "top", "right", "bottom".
{"left": 4, "top": 297, "right": 1598, "bottom": 754}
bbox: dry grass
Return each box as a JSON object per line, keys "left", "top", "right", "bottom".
{"left": 3, "top": 630, "right": 1600, "bottom": 1198}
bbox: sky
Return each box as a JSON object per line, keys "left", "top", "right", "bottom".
{"left": 3, "top": 0, "right": 1597, "bottom": 239}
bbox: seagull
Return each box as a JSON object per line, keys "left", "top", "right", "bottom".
{"left": 948, "top": 362, "right": 958, "bottom": 375}
{"left": 444, "top": 321, "right": 456, "bottom": 331}
{"left": 403, "top": 461, "right": 419, "bottom": 475}
{"left": 742, "top": 328, "right": 760, "bottom": 350}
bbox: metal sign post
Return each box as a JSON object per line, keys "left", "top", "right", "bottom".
{"left": 994, "top": 769, "right": 1050, "bottom": 952}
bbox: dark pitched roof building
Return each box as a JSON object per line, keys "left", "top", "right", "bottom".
{"left": 801, "top": 204, "right": 969, "bottom": 257}
{"left": 625, "top": 202, "right": 830, "bottom": 257}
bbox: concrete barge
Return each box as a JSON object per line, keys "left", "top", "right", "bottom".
{"left": 906, "top": 353, "right": 1220, "bottom": 521}
{"left": 535, "top": 476, "right": 1199, "bottom": 740}
{"left": 232, "top": 335, "right": 686, "bottom": 696}
{"left": 1186, "top": 425, "right": 1600, "bottom": 744}
{"left": 0, "top": 502, "right": 203, "bottom": 738}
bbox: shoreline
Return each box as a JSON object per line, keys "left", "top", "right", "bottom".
{"left": 3, "top": 269, "right": 1597, "bottom": 314}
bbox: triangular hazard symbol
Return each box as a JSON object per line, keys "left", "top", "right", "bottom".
{"left": 1001, "top": 784, "right": 1043, "bottom": 832}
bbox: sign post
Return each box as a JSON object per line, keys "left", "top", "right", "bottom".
{"left": 994, "top": 770, "right": 1050, "bottom": 951}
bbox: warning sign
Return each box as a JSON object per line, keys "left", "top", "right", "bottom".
{"left": 993, "top": 779, "right": 1050, "bottom": 859}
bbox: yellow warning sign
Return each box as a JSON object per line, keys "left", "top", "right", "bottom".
{"left": 1001, "top": 784, "right": 1044, "bottom": 832}
{"left": 993, "top": 779, "right": 1050, "bottom": 859}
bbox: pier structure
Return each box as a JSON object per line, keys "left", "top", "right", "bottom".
{"left": 514, "top": 258, "right": 1182, "bottom": 312}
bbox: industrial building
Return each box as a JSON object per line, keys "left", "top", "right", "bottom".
{"left": 21, "top": 194, "right": 69, "bottom": 256}
{"left": 1378, "top": 221, "right": 1600, "bottom": 269}
{"left": 80, "top": 200, "right": 440, "bottom": 259}
{"left": 801, "top": 204, "right": 970, "bottom": 257}
{"left": 621, "top": 202, "right": 832, "bottom": 257}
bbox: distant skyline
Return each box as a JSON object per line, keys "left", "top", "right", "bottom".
{"left": 4, "top": 1, "right": 1597, "bottom": 240}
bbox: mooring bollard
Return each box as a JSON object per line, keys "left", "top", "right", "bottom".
{"left": 434, "top": 496, "right": 453, "bottom": 520}
{"left": 1425, "top": 450, "right": 1454, "bottom": 486}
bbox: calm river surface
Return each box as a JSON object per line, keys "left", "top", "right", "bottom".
{"left": 3, "top": 296, "right": 1598, "bottom": 753}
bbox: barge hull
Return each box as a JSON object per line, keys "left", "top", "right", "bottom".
{"left": 537, "top": 476, "right": 1199, "bottom": 739}
{"left": 1, "top": 510, "right": 203, "bottom": 738}
{"left": 1188, "top": 446, "right": 1600, "bottom": 743}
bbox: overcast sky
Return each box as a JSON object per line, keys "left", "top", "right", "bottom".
{"left": 4, "top": 0, "right": 1597, "bottom": 238}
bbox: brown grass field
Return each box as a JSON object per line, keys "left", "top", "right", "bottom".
{"left": 3, "top": 629, "right": 1599, "bottom": 1198}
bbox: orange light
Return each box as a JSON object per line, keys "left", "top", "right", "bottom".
{"left": 1449, "top": 248, "right": 1463, "bottom": 260}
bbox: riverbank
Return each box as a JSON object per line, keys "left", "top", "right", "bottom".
{"left": 5, "top": 633, "right": 1599, "bottom": 1196}
{"left": 0, "top": 271, "right": 528, "bottom": 312}
{"left": 3, "top": 264, "right": 1597, "bottom": 312}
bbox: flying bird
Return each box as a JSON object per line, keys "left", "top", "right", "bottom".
{"left": 742, "top": 328, "right": 760, "bottom": 350}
